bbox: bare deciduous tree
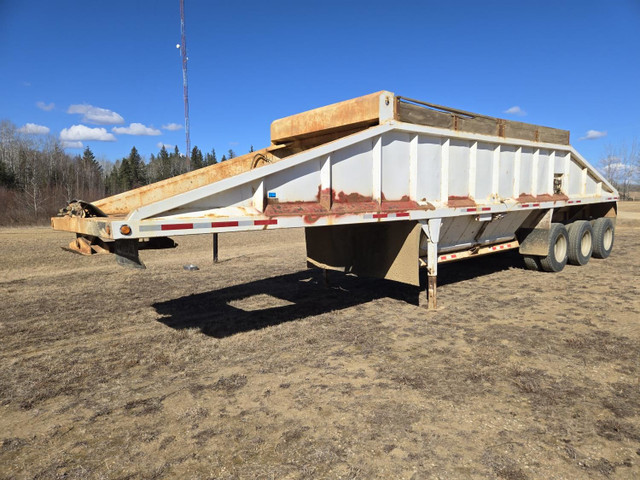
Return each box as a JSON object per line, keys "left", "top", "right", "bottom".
{"left": 0, "top": 120, "right": 105, "bottom": 224}
{"left": 600, "top": 139, "right": 639, "bottom": 200}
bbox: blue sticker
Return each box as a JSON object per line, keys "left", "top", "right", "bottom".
{"left": 268, "top": 192, "right": 276, "bottom": 198}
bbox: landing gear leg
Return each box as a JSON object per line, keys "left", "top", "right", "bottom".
{"left": 427, "top": 275, "right": 437, "bottom": 310}
{"left": 421, "top": 218, "right": 441, "bottom": 310}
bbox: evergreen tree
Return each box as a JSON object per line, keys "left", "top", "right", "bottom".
{"left": 82, "top": 146, "right": 96, "bottom": 164}
{"left": 105, "top": 160, "right": 121, "bottom": 195}
{"left": 159, "top": 145, "right": 171, "bottom": 180}
{"left": 250, "top": 145, "right": 254, "bottom": 153}
{"left": 227, "top": 149, "right": 236, "bottom": 159}
{"left": 79, "top": 146, "right": 103, "bottom": 197}
{"left": 170, "top": 145, "right": 185, "bottom": 176}
{"left": 159, "top": 145, "right": 170, "bottom": 161}
{"left": 205, "top": 148, "right": 217, "bottom": 165}
{"left": 81, "top": 146, "right": 101, "bottom": 174}
{"left": 126, "top": 146, "right": 145, "bottom": 187}
{"left": 119, "top": 156, "right": 132, "bottom": 190}
{"left": 191, "top": 146, "right": 204, "bottom": 170}
{"left": 221, "top": 154, "right": 227, "bottom": 162}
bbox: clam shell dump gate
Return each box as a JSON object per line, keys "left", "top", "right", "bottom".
{"left": 52, "top": 91, "right": 618, "bottom": 308}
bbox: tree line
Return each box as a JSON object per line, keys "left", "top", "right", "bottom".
{"left": 0, "top": 120, "right": 244, "bottom": 225}
{"left": 104, "top": 144, "right": 238, "bottom": 193}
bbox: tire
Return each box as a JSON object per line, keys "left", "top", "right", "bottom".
{"left": 567, "top": 220, "right": 593, "bottom": 266}
{"left": 592, "top": 217, "right": 614, "bottom": 259}
{"left": 539, "top": 223, "right": 569, "bottom": 272}
{"left": 523, "top": 255, "right": 541, "bottom": 271}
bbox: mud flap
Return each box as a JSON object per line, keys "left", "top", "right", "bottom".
{"left": 114, "top": 239, "right": 146, "bottom": 269}
{"left": 305, "top": 221, "right": 421, "bottom": 286}
{"left": 518, "top": 209, "right": 553, "bottom": 256}
{"left": 518, "top": 228, "right": 552, "bottom": 256}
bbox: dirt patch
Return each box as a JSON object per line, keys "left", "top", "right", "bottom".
{"left": 0, "top": 203, "right": 639, "bottom": 478}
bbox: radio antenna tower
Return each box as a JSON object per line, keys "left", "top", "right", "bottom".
{"left": 180, "top": 0, "right": 191, "bottom": 165}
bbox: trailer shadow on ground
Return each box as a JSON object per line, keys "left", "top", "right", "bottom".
{"left": 154, "top": 250, "right": 525, "bottom": 338}
{"left": 154, "top": 269, "right": 416, "bottom": 338}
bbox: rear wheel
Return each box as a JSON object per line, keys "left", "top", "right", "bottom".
{"left": 523, "top": 255, "right": 541, "bottom": 271}
{"left": 539, "top": 223, "right": 569, "bottom": 272}
{"left": 592, "top": 217, "right": 614, "bottom": 259}
{"left": 567, "top": 220, "right": 593, "bottom": 266}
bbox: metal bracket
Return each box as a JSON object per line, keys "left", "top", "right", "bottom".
{"left": 114, "top": 239, "right": 146, "bottom": 269}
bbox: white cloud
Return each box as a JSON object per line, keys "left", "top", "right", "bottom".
{"left": 157, "top": 142, "right": 175, "bottom": 149}
{"left": 503, "top": 106, "right": 526, "bottom": 116}
{"left": 67, "top": 104, "right": 124, "bottom": 125}
{"left": 162, "top": 122, "right": 182, "bottom": 131}
{"left": 112, "top": 123, "right": 161, "bottom": 136}
{"left": 580, "top": 129, "right": 607, "bottom": 140}
{"left": 36, "top": 101, "right": 55, "bottom": 111}
{"left": 62, "top": 141, "right": 83, "bottom": 149}
{"left": 60, "top": 125, "right": 116, "bottom": 142}
{"left": 18, "top": 123, "right": 50, "bottom": 135}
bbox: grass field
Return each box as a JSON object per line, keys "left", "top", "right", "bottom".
{"left": 1, "top": 203, "right": 639, "bottom": 479}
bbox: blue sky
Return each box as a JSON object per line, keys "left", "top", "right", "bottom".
{"left": 1, "top": 0, "right": 639, "bottom": 166}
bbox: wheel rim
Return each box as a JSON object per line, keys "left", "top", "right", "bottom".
{"left": 580, "top": 230, "right": 592, "bottom": 257}
{"left": 603, "top": 226, "right": 613, "bottom": 250}
{"left": 554, "top": 234, "right": 567, "bottom": 261}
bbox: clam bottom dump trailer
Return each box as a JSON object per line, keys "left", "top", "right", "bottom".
{"left": 52, "top": 91, "right": 618, "bottom": 309}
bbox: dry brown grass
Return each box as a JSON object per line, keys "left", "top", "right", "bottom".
{"left": 1, "top": 203, "right": 639, "bottom": 479}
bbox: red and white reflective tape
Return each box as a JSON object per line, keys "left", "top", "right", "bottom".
{"left": 466, "top": 207, "right": 491, "bottom": 212}
{"left": 140, "top": 218, "right": 277, "bottom": 232}
{"left": 606, "top": 197, "right": 619, "bottom": 201}
{"left": 491, "top": 243, "right": 514, "bottom": 251}
{"left": 364, "top": 212, "right": 410, "bottom": 220}
{"left": 567, "top": 200, "right": 582, "bottom": 204}
{"left": 520, "top": 203, "right": 541, "bottom": 208}
{"left": 439, "top": 242, "right": 516, "bottom": 262}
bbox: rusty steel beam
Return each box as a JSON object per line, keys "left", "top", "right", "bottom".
{"left": 51, "top": 215, "right": 114, "bottom": 238}
{"left": 92, "top": 146, "right": 283, "bottom": 216}
{"left": 270, "top": 91, "right": 390, "bottom": 144}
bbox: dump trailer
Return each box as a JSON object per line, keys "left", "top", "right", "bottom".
{"left": 52, "top": 91, "right": 618, "bottom": 308}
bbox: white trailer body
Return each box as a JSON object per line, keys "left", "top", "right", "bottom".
{"left": 52, "top": 91, "right": 618, "bottom": 307}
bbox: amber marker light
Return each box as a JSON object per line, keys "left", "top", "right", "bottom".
{"left": 120, "top": 224, "right": 132, "bottom": 236}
